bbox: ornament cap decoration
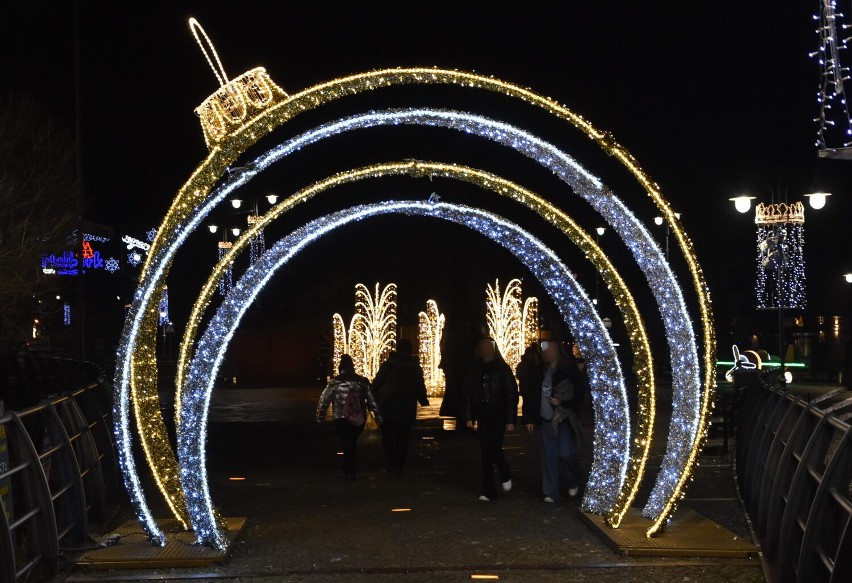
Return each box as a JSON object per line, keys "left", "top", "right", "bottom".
{"left": 188, "top": 18, "right": 288, "bottom": 147}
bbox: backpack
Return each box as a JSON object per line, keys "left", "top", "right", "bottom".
{"left": 342, "top": 382, "right": 366, "bottom": 426}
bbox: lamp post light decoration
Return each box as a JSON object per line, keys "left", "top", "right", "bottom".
{"left": 731, "top": 191, "right": 829, "bottom": 362}
{"left": 332, "top": 283, "right": 397, "bottom": 379}
{"left": 418, "top": 299, "right": 446, "bottom": 397}
{"left": 486, "top": 278, "right": 539, "bottom": 375}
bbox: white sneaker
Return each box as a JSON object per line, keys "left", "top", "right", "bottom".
{"left": 568, "top": 487, "right": 579, "bottom": 498}
{"left": 543, "top": 496, "right": 555, "bottom": 503}
{"left": 501, "top": 479, "right": 512, "bottom": 493}
{"left": 478, "top": 495, "right": 491, "bottom": 502}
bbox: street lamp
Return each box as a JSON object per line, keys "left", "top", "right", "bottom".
{"left": 266, "top": 193, "right": 279, "bottom": 205}
{"left": 844, "top": 273, "right": 852, "bottom": 284}
{"left": 230, "top": 199, "right": 243, "bottom": 209}
{"left": 208, "top": 224, "right": 218, "bottom": 234}
{"left": 652, "top": 213, "right": 680, "bottom": 261}
{"left": 730, "top": 188, "right": 830, "bottom": 366}
{"left": 804, "top": 192, "right": 831, "bottom": 210}
{"left": 729, "top": 195, "right": 756, "bottom": 214}
{"left": 231, "top": 227, "right": 241, "bottom": 237}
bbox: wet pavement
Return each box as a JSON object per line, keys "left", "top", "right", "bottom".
{"left": 65, "top": 386, "right": 766, "bottom": 582}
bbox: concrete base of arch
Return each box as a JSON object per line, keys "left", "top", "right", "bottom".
{"left": 75, "top": 517, "right": 247, "bottom": 569}
{"left": 580, "top": 510, "right": 756, "bottom": 558}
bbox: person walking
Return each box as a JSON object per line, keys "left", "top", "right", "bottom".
{"left": 463, "top": 336, "right": 519, "bottom": 502}
{"left": 316, "top": 354, "right": 382, "bottom": 480}
{"left": 522, "top": 340, "right": 583, "bottom": 503}
{"left": 372, "top": 338, "right": 429, "bottom": 474}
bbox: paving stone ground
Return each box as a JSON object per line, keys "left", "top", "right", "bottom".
{"left": 64, "top": 386, "right": 767, "bottom": 583}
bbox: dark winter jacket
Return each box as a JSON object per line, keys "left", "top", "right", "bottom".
{"left": 317, "top": 371, "right": 382, "bottom": 423}
{"left": 462, "top": 357, "right": 519, "bottom": 424}
{"left": 520, "top": 364, "right": 585, "bottom": 425}
{"left": 372, "top": 352, "right": 429, "bottom": 424}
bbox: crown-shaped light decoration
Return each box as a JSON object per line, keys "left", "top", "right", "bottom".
{"left": 189, "top": 18, "right": 288, "bottom": 148}
{"left": 754, "top": 201, "right": 805, "bottom": 225}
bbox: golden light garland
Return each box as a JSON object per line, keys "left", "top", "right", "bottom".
{"left": 173, "top": 160, "right": 655, "bottom": 528}
{"left": 485, "top": 279, "right": 538, "bottom": 375}
{"left": 331, "top": 283, "right": 397, "bottom": 379}
{"left": 124, "top": 67, "right": 710, "bottom": 541}
{"left": 418, "top": 299, "right": 446, "bottom": 397}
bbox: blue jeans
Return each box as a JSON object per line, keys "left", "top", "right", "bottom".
{"left": 540, "top": 421, "right": 579, "bottom": 501}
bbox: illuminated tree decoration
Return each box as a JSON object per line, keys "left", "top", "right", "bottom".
{"left": 813, "top": 0, "right": 852, "bottom": 149}
{"left": 418, "top": 299, "right": 446, "bottom": 396}
{"left": 356, "top": 283, "right": 397, "bottom": 378}
{"left": 115, "top": 67, "right": 716, "bottom": 545}
{"left": 755, "top": 202, "right": 806, "bottom": 309}
{"left": 486, "top": 279, "right": 538, "bottom": 375}
{"left": 331, "top": 283, "right": 397, "bottom": 379}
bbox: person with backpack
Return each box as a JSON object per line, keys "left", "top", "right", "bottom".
{"left": 462, "top": 336, "right": 519, "bottom": 502}
{"left": 521, "top": 340, "right": 584, "bottom": 503}
{"left": 372, "top": 338, "right": 429, "bottom": 474}
{"left": 317, "top": 354, "right": 382, "bottom": 480}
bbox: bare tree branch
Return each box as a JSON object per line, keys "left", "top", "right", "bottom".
{"left": 0, "top": 92, "right": 82, "bottom": 337}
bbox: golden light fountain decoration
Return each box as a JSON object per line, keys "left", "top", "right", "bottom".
{"left": 486, "top": 278, "right": 539, "bottom": 374}
{"left": 332, "top": 283, "right": 398, "bottom": 379}
{"left": 418, "top": 299, "right": 446, "bottom": 396}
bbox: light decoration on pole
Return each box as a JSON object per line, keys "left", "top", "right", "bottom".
{"left": 755, "top": 202, "right": 807, "bottom": 310}
{"left": 114, "top": 67, "right": 715, "bottom": 546}
{"left": 813, "top": 0, "right": 852, "bottom": 151}
{"left": 485, "top": 279, "right": 538, "bottom": 375}
{"left": 179, "top": 200, "right": 628, "bottom": 548}
{"left": 63, "top": 303, "right": 71, "bottom": 326}
{"left": 331, "top": 283, "right": 398, "bottom": 379}
{"left": 247, "top": 214, "right": 265, "bottom": 265}
{"left": 217, "top": 241, "right": 233, "bottom": 297}
{"left": 158, "top": 287, "right": 170, "bottom": 327}
{"left": 418, "top": 299, "right": 446, "bottom": 397}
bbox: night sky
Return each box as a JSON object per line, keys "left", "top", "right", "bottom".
{"left": 4, "top": 1, "right": 852, "bottom": 356}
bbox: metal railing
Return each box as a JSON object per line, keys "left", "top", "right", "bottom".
{"left": 0, "top": 358, "right": 115, "bottom": 583}
{"left": 735, "top": 370, "right": 852, "bottom": 583}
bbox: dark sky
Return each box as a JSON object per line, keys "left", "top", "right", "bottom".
{"left": 4, "top": 1, "right": 852, "bottom": 349}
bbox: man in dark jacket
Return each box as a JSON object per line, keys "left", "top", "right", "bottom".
{"left": 372, "top": 339, "right": 429, "bottom": 474}
{"left": 463, "top": 337, "right": 519, "bottom": 501}
{"left": 521, "top": 340, "right": 584, "bottom": 502}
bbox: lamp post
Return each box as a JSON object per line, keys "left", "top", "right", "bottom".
{"left": 653, "top": 213, "right": 680, "bottom": 262}
{"left": 594, "top": 227, "right": 605, "bottom": 305}
{"left": 729, "top": 189, "right": 830, "bottom": 367}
